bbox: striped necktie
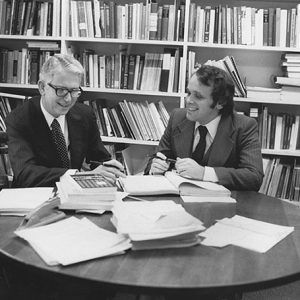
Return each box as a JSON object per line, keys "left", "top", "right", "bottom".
{"left": 51, "top": 119, "right": 70, "bottom": 168}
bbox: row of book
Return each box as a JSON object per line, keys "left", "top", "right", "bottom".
{"left": 76, "top": 48, "right": 182, "bottom": 92}
{"left": 67, "top": 0, "right": 185, "bottom": 41}
{"left": 0, "top": 42, "right": 60, "bottom": 85}
{"left": 250, "top": 106, "right": 300, "bottom": 151}
{"left": 260, "top": 158, "right": 300, "bottom": 202}
{"left": 188, "top": 52, "right": 246, "bottom": 97}
{"left": 0, "top": 0, "right": 61, "bottom": 36}
{"left": 188, "top": 4, "right": 300, "bottom": 48}
{"left": 84, "top": 99, "right": 169, "bottom": 141}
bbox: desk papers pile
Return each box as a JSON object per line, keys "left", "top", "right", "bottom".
{"left": 15, "top": 216, "right": 131, "bottom": 266}
{"left": 112, "top": 201, "right": 205, "bottom": 250}
{"left": 0, "top": 187, "right": 54, "bottom": 216}
{"left": 200, "top": 215, "right": 294, "bottom": 253}
{"left": 57, "top": 172, "right": 123, "bottom": 211}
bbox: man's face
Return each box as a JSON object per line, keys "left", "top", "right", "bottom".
{"left": 40, "top": 69, "right": 81, "bottom": 118}
{"left": 185, "top": 74, "right": 221, "bottom": 124}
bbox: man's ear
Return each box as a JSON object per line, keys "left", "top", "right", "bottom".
{"left": 38, "top": 80, "right": 45, "bottom": 95}
{"left": 216, "top": 102, "right": 224, "bottom": 111}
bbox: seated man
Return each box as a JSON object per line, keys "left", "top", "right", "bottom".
{"left": 5, "top": 54, "right": 125, "bottom": 187}
{"left": 146, "top": 65, "right": 263, "bottom": 191}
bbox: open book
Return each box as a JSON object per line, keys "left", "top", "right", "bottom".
{"left": 118, "top": 171, "right": 231, "bottom": 197}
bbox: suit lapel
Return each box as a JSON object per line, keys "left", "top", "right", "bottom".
{"left": 31, "top": 98, "right": 56, "bottom": 158}
{"left": 173, "top": 118, "right": 195, "bottom": 158}
{"left": 207, "top": 114, "right": 234, "bottom": 166}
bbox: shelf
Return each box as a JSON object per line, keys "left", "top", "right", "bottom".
{"left": 261, "top": 149, "right": 300, "bottom": 157}
{"left": 64, "top": 37, "right": 185, "bottom": 46}
{"left": 0, "top": 83, "right": 38, "bottom": 89}
{"left": 187, "top": 42, "right": 300, "bottom": 52}
{"left": 82, "top": 87, "right": 182, "bottom": 97}
{"left": 234, "top": 97, "right": 300, "bottom": 106}
{"left": 0, "top": 35, "right": 61, "bottom": 41}
{"left": 101, "top": 136, "right": 159, "bottom": 146}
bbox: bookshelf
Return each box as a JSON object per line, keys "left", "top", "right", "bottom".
{"left": 1, "top": 0, "right": 300, "bottom": 197}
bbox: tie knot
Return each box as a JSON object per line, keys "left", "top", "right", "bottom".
{"left": 51, "top": 118, "right": 60, "bottom": 129}
{"left": 198, "top": 125, "right": 207, "bottom": 138}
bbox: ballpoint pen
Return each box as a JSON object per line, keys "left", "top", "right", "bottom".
{"left": 153, "top": 156, "right": 177, "bottom": 163}
{"left": 89, "top": 160, "right": 123, "bottom": 170}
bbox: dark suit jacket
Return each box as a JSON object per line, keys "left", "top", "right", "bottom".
{"left": 146, "top": 108, "right": 263, "bottom": 191}
{"left": 5, "top": 97, "right": 110, "bottom": 187}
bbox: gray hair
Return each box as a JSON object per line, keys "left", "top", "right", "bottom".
{"left": 39, "top": 54, "right": 84, "bottom": 82}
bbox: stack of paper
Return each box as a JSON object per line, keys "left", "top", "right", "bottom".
{"left": 200, "top": 215, "right": 294, "bottom": 253}
{"left": 57, "top": 172, "right": 123, "bottom": 211}
{"left": 112, "top": 201, "right": 205, "bottom": 250}
{"left": 15, "top": 217, "right": 131, "bottom": 266}
{"left": 0, "top": 187, "right": 54, "bottom": 216}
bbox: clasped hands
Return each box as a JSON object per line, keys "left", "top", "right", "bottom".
{"left": 150, "top": 152, "right": 205, "bottom": 180}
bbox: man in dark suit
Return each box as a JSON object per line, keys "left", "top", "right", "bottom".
{"left": 147, "top": 65, "right": 263, "bottom": 191}
{"left": 5, "top": 54, "right": 125, "bottom": 187}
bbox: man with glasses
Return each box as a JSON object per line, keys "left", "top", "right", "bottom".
{"left": 5, "top": 54, "right": 125, "bottom": 187}
{"left": 146, "top": 65, "right": 263, "bottom": 191}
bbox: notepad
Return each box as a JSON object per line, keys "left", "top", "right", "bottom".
{"left": 199, "top": 215, "right": 294, "bottom": 253}
{"left": 118, "top": 171, "right": 230, "bottom": 197}
{"left": 0, "top": 187, "right": 54, "bottom": 216}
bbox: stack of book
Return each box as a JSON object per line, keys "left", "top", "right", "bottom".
{"left": 57, "top": 172, "right": 119, "bottom": 212}
{"left": 111, "top": 201, "right": 205, "bottom": 250}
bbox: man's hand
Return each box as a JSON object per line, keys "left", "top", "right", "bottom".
{"left": 92, "top": 159, "right": 126, "bottom": 184}
{"left": 149, "top": 152, "right": 170, "bottom": 175}
{"left": 175, "top": 158, "right": 205, "bottom": 180}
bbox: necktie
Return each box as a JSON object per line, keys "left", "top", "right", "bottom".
{"left": 191, "top": 125, "right": 208, "bottom": 165}
{"left": 51, "top": 119, "right": 70, "bottom": 168}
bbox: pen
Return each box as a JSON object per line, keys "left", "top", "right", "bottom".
{"left": 89, "top": 160, "right": 121, "bottom": 170}
{"left": 153, "top": 156, "right": 176, "bottom": 163}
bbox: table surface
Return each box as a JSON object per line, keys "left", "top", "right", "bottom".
{"left": 1, "top": 191, "right": 300, "bottom": 296}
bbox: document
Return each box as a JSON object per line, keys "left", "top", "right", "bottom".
{"left": 15, "top": 216, "right": 131, "bottom": 266}
{"left": 199, "top": 215, "right": 294, "bottom": 253}
{"left": 0, "top": 187, "right": 54, "bottom": 216}
{"left": 118, "top": 171, "right": 230, "bottom": 196}
{"left": 112, "top": 201, "right": 205, "bottom": 250}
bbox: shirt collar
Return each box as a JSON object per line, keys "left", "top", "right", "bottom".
{"left": 194, "top": 115, "right": 221, "bottom": 139}
{"left": 40, "top": 100, "right": 66, "bottom": 130}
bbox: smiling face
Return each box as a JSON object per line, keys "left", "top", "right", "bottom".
{"left": 185, "top": 74, "right": 222, "bottom": 124}
{"left": 39, "top": 68, "right": 81, "bottom": 118}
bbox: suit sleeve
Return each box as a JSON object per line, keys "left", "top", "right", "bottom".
{"left": 5, "top": 115, "right": 67, "bottom": 187}
{"left": 214, "top": 117, "right": 264, "bottom": 191}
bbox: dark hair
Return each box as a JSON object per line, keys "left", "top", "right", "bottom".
{"left": 194, "top": 65, "right": 235, "bottom": 115}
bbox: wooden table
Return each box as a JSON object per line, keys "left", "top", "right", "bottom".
{"left": 1, "top": 191, "right": 300, "bottom": 299}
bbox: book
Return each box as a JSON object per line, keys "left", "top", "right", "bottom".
{"left": 57, "top": 172, "right": 118, "bottom": 211}
{"left": 118, "top": 171, "right": 231, "bottom": 196}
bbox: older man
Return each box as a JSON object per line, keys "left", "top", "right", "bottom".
{"left": 5, "top": 54, "right": 125, "bottom": 187}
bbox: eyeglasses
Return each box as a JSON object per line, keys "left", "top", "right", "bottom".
{"left": 47, "top": 83, "right": 83, "bottom": 98}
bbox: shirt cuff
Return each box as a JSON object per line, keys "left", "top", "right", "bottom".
{"left": 203, "top": 166, "right": 219, "bottom": 182}
{"left": 60, "top": 169, "right": 78, "bottom": 181}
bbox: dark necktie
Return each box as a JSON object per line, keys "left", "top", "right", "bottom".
{"left": 191, "top": 125, "right": 208, "bottom": 165}
{"left": 51, "top": 119, "right": 70, "bottom": 168}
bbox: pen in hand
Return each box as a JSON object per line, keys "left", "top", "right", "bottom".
{"left": 153, "top": 156, "right": 176, "bottom": 163}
